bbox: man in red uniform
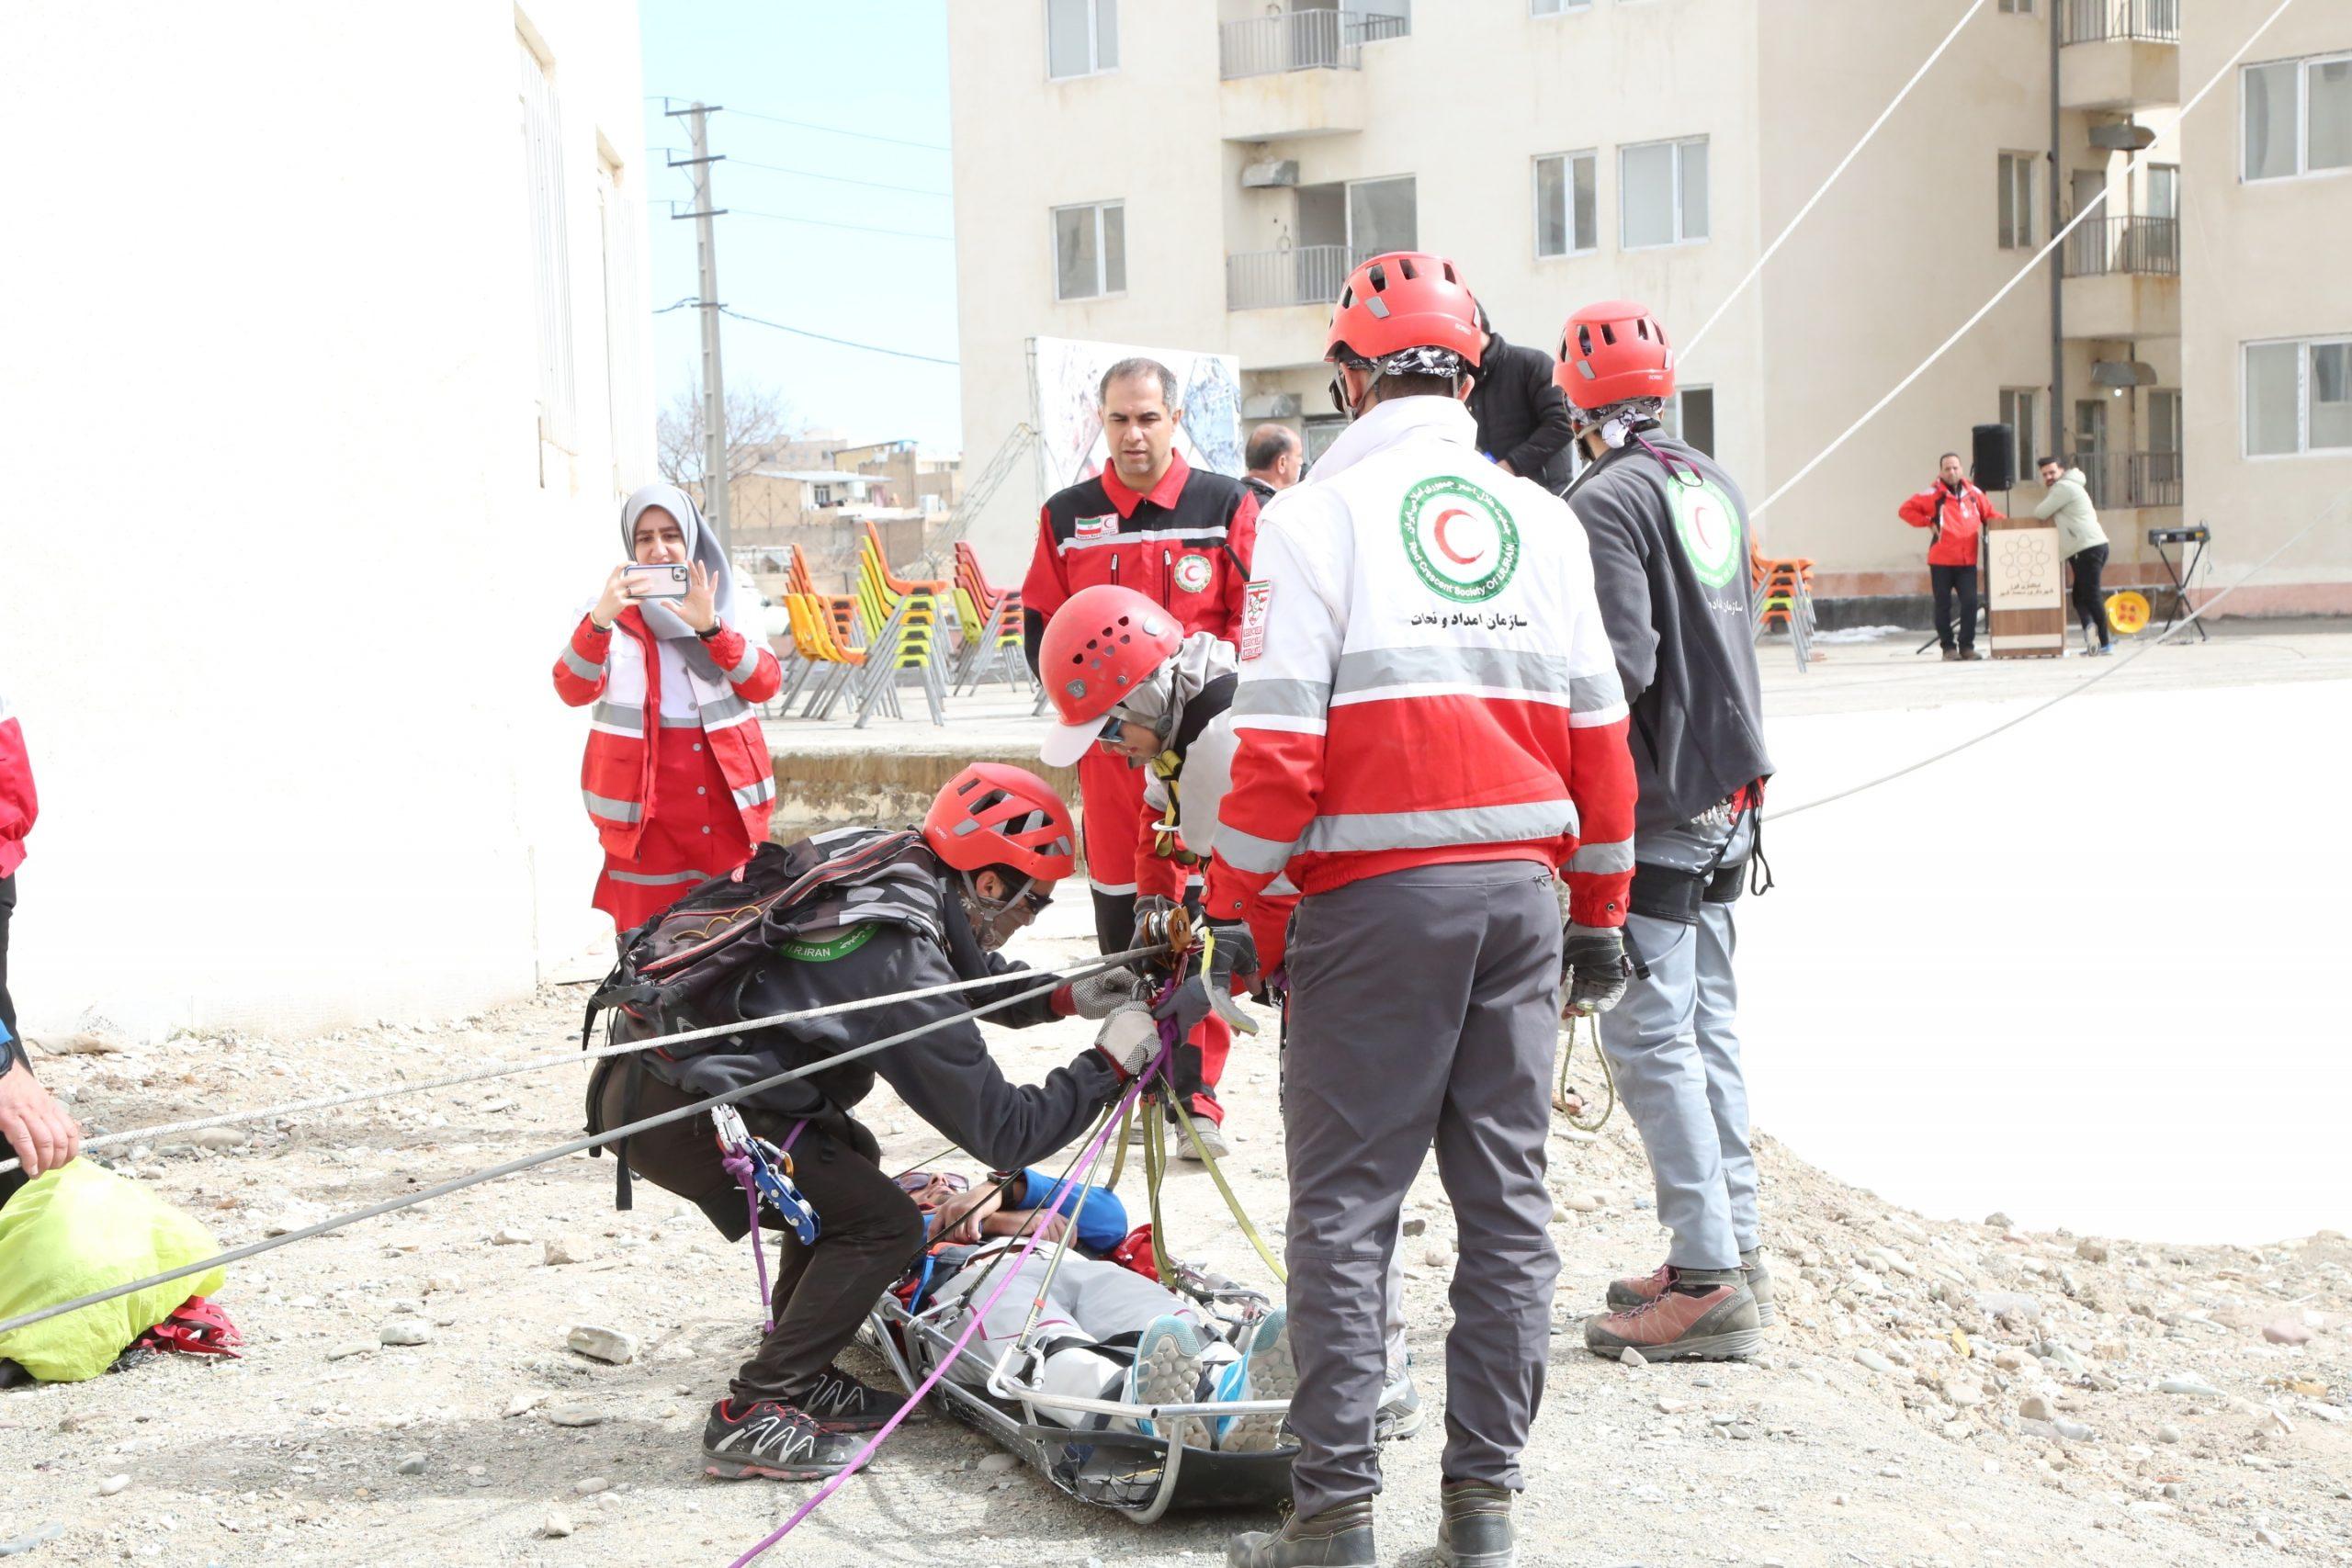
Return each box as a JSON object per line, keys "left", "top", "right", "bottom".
{"left": 1899, "top": 453, "right": 2004, "bottom": 660}
{"left": 1204, "top": 254, "right": 1637, "bottom": 1567}
{"left": 1025, "top": 358, "right": 1258, "bottom": 1155}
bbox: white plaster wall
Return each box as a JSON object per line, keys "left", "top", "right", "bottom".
{"left": 0, "top": 0, "right": 653, "bottom": 1039}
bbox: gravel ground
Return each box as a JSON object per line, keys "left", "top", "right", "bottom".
{"left": 4, "top": 895, "right": 2348, "bottom": 1567}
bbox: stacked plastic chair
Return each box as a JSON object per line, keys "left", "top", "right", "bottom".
{"left": 1750, "top": 547, "right": 1817, "bottom": 672}
{"left": 847, "top": 521, "right": 951, "bottom": 727}
{"left": 949, "top": 542, "right": 1034, "bottom": 695}
{"left": 781, "top": 592, "right": 895, "bottom": 721}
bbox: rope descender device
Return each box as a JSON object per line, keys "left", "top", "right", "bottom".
{"left": 713, "top": 1104, "right": 820, "bottom": 1247}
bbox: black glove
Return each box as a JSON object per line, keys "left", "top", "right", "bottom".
{"left": 1150, "top": 919, "right": 1261, "bottom": 1040}
{"left": 1560, "top": 924, "right": 1630, "bottom": 1016}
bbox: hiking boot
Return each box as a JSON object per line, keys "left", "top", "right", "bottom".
{"left": 1607, "top": 1249, "right": 1779, "bottom": 1327}
{"left": 1180, "top": 1118, "right": 1230, "bottom": 1162}
{"left": 1438, "top": 1481, "right": 1516, "bottom": 1568}
{"left": 1375, "top": 1362, "right": 1427, "bottom": 1441}
{"left": 1584, "top": 1273, "right": 1761, "bottom": 1361}
{"left": 797, "top": 1363, "right": 900, "bottom": 1431}
{"left": 1940, "top": 647, "right": 1961, "bottom": 661}
{"left": 1132, "top": 1314, "right": 1212, "bottom": 1450}
{"left": 702, "top": 1398, "right": 864, "bottom": 1480}
{"left": 1215, "top": 1307, "right": 1298, "bottom": 1452}
{"left": 1227, "top": 1500, "right": 1378, "bottom": 1567}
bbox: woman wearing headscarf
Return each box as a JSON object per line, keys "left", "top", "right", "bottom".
{"left": 553, "top": 484, "right": 783, "bottom": 932}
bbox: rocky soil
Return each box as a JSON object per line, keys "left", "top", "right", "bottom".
{"left": 4, "top": 912, "right": 2347, "bottom": 1566}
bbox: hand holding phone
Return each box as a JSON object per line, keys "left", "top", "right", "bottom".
{"left": 622, "top": 562, "right": 690, "bottom": 602}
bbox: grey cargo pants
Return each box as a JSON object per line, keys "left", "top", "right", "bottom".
{"left": 1597, "top": 814, "right": 1759, "bottom": 1272}
{"left": 1283, "top": 860, "right": 1563, "bottom": 1517}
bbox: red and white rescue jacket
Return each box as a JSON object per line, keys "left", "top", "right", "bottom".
{"left": 1204, "top": 397, "right": 1636, "bottom": 930}
{"left": 0, "top": 691, "right": 35, "bottom": 880}
{"left": 551, "top": 608, "right": 782, "bottom": 858}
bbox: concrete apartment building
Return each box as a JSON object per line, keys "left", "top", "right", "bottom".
{"left": 947, "top": 0, "right": 2349, "bottom": 615}
{"left": 0, "top": 0, "right": 653, "bottom": 1038}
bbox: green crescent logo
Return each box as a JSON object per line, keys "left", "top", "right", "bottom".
{"left": 1398, "top": 476, "right": 1521, "bottom": 604}
{"left": 1669, "top": 478, "right": 1744, "bottom": 589}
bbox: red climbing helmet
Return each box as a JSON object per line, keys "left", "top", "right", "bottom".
{"left": 1036, "top": 585, "right": 1182, "bottom": 766}
{"left": 923, "top": 763, "right": 1078, "bottom": 883}
{"left": 1555, "top": 299, "right": 1676, "bottom": 411}
{"left": 1326, "top": 252, "right": 1486, "bottom": 368}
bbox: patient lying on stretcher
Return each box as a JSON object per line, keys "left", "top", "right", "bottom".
{"left": 898, "top": 1169, "right": 1296, "bottom": 1452}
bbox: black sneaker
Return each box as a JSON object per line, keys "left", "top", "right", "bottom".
{"left": 702, "top": 1399, "right": 864, "bottom": 1481}
{"left": 799, "top": 1363, "right": 901, "bottom": 1432}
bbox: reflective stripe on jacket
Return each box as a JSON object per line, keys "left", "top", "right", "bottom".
{"left": 551, "top": 607, "right": 782, "bottom": 858}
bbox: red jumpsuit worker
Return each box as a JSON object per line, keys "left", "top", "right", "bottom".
{"left": 1024, "top": 356, "right": 1258, "bottom": 1153}
{"left": 554, "top": 483, "right": 784, "bottom": 933}
{"left": 1899, "top": 454, "right": 2005, "bottom": 660}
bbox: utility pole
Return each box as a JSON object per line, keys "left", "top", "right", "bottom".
{"left": 666, "top": 101, "right": 731, "bottom": 553}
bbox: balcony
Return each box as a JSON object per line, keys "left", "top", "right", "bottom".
{"left": 2060, "top": 216, "right": 2179, "bottom": 338}
{"left": 2060, "top": 0, "right": 2179, "bottom": 110}
{"left": 2061, "top": 215, "right": 2178, "bottom": 277}
{"left": 2065, "top": 450, "right": 2183, "bottom": 513}
{"left": 1216, "top": 10, "right": 1406, "bottom": 141}
{"left": 1226, "top": 244, "right": 1352, "bottom": 311}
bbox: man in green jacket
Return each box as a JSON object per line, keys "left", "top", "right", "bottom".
{"left": 2034, "top": 458, "right": 2111, "bottom": 655}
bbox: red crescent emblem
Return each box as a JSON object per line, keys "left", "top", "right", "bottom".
{"left": 1432, "top": 507, "right": 1483, "bottom": 566}
{"left": 1690, "top": 502, "right": 1720, "bottom": 551}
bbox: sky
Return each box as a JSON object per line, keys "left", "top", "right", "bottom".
{"left": 639, "top": 1, "right": 961, "bottom": 453}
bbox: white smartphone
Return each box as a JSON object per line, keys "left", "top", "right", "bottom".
{"left": 623, "top": 562, "right": 689, "bottom": 601}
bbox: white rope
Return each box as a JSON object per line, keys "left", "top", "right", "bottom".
{"left": 0, "top": 968, "right": 1103, "bottom": 1337}
{"left": 1681, "top": 0, "right": 1988, "bottom": 359}
{"left": 0, "top": 944, "right": 1158, "bottom": 1177}
{"left": 1749, "top": 0, "right": 2301, "bottom": 524}
{"left": 1774, "top": 495, "right": 2348, "bottom": 822}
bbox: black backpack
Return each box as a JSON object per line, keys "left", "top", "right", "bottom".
{"left": 582, "top": 828, "right": 930, "bottom": 1207}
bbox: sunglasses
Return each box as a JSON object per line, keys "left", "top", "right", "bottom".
{"left": 894, "top": 1170, "right": 970, "bottom": 1197}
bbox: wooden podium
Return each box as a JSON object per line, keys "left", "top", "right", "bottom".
{"left": 1986, "top": 512, "right": 2065, "bottom": 659}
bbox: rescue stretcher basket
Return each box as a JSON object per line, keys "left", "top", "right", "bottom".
{"left": 861, "top": 1278, "right": 1296, "bottom": 1525}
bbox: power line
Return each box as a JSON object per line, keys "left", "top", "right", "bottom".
{"left": 647, "top": 96, "right": 949, "bottom": 153}
{"left": 724, "top": 155, "right": 951, "bottom": 198}
{"left": 720, "top": 306, "right": 958, "bottom": 367}
{"left": 728, "top": 206, "right": 954, "bottom": 243}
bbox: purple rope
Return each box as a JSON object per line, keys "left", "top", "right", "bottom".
{"left": 723, "top": 1121, "right": 806, "bottom": 1336}
{"left": 725, "top": 1055, "right": 1164, "bottom": 1568}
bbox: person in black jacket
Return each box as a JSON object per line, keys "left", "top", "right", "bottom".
{"left": 589, "top": 764, "right": 1156, "bottom": 1483}
{"left": 1466, "top": 302, "right": 1575, "bottom": 488}
{"left": 1553, "top": 300, "right": 1777, "bottom": 1366}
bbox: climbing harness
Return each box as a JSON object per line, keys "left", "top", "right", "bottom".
{"left": 713, "top": 1106, "right": 814, "bottom": 1333}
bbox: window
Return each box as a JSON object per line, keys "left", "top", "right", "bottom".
{"left": 2149, "top": 388, "right": 2183, "bottom": 488}
{"left": 1532, "top": 0, "right": 1592, "bottom": 14}
{"left": 1662, "top": 387, "right": 1715, "bottom": 455}
{"left": 1534, "top": 151, "right": 1598, "bottom": 257}
{"left": 518, "top": 33, "right": 576, "bottom": 454}
{"left": 1997, "top": 0, "right": 2033, "bottom": 14}
{"left": 2244, "top": 54, "right": 2352, "bottom": 181}
{"left": 1621, "top": 137, "right": 1708, "bottom": 249}
{"left": 2245, "top": 336, "right": 2352, "bottom": 456}
{"left": 1347, "top": 175, "right": 1417, "bottom": 257}
{"left": 2000, "top": 388, "right": 2041, "bottom": 457}
{"left": 1053, "top": 200, "right": 1125, "bottom": 299}
{"left": 1047, "top": 0, "right": 1117, "bottom": 80}
{"left": 1997, "top": 152, "right": 2037, "bottom": 249}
